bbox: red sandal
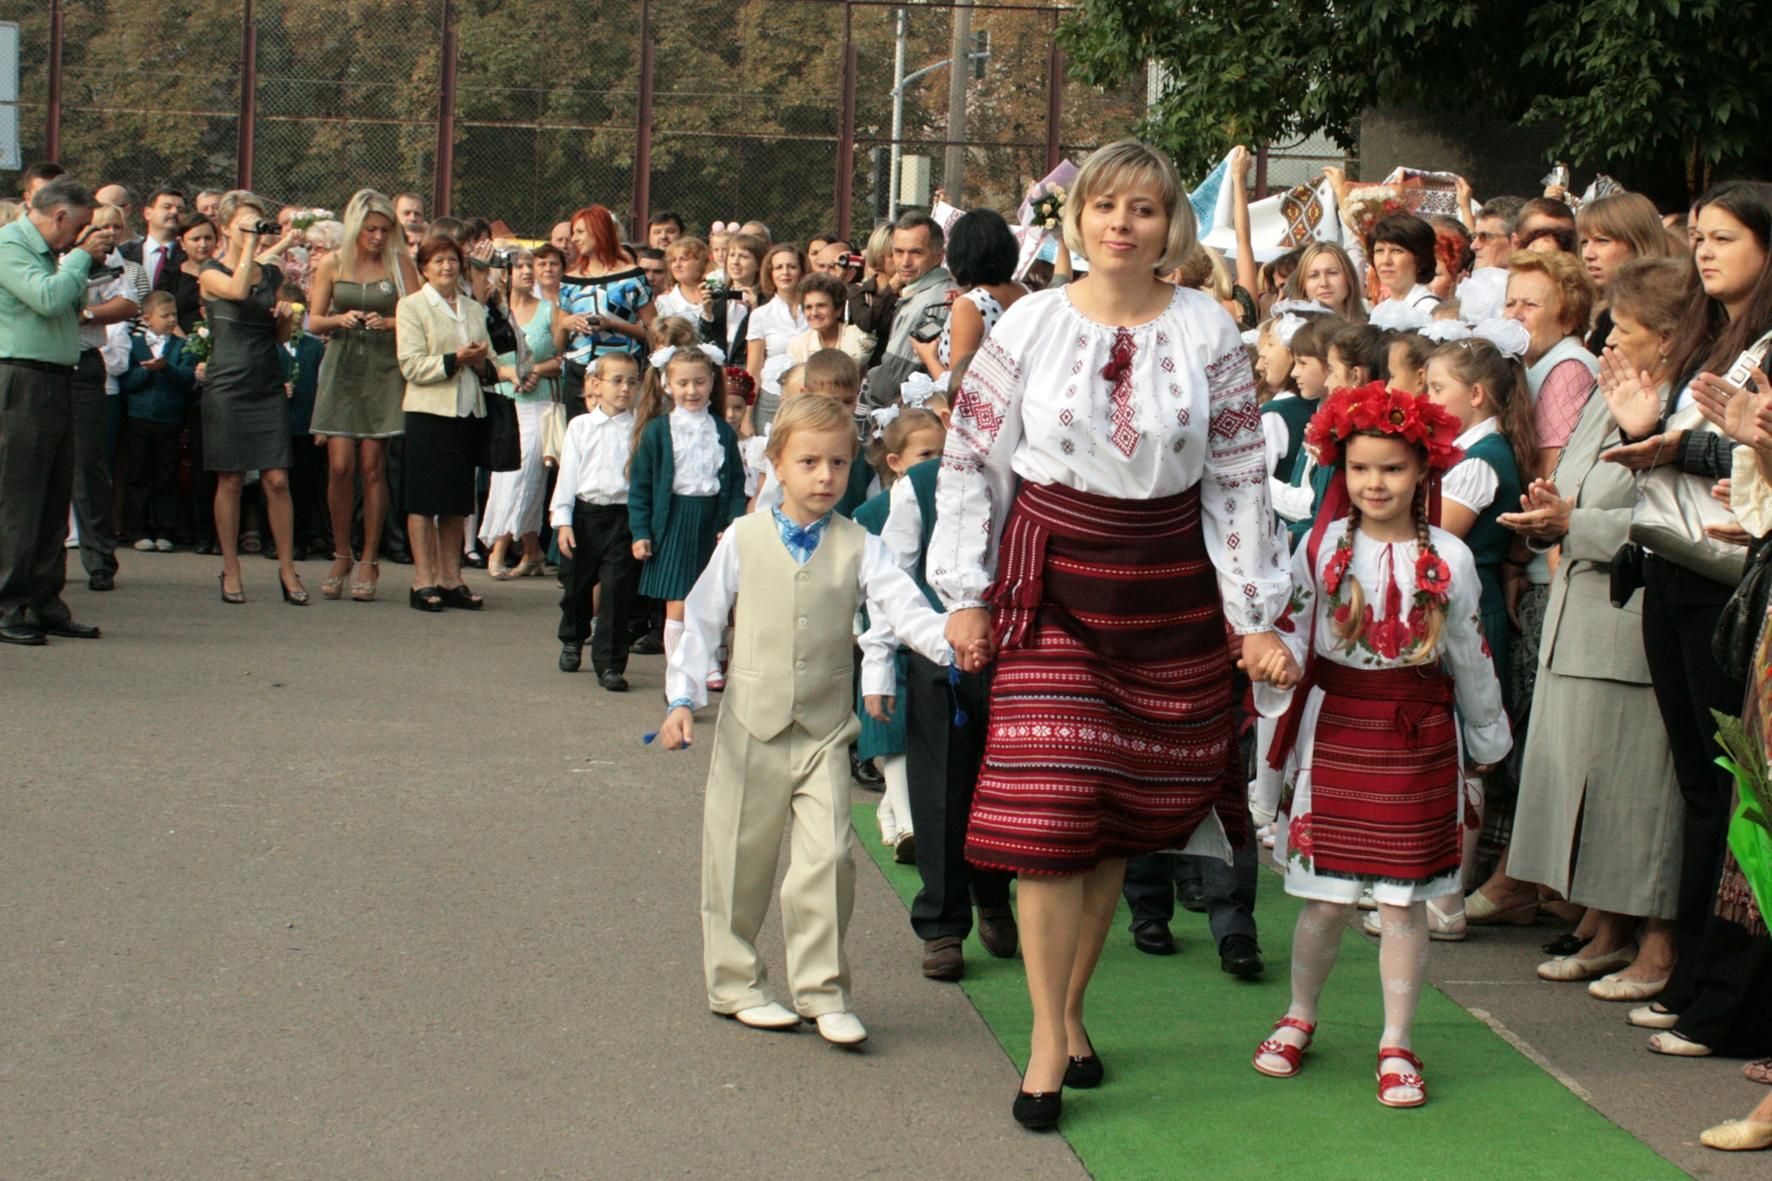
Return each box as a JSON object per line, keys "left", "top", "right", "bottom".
{"left": 1252, "top": 1016, "right": 1316, "bottom": 1078}
{"left": 1377, "top": 1046, "right": 1427, "bottom": 1108}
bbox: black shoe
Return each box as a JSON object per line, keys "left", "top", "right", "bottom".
{"left": 598, "top": 670, "right": 629, "bottom": 692}
{"left": 559, "top": 643, "right": 583, "bottom": 672}
{"left": 438, "top": 583, "right": 484, "bottom": 610}
{"left": 976, "top": 906, "right": 1019, "bottom": 959}
{"left": 1179, "top": 877, "right": 1207, "bottom": 913}
{"left": 1131, "top": 920, "right": 1177, "bottom": 956}
{"left": 1012, "top": 1089, "right": 1062, "bottom": 1130}
{"left": 384, "top": 550, "right": 414, "bottom": 565}
{"left": 630, "top": 632, "right": 664, "bottom": 655}
{"left": 463, "top": 551, "right": 488, "bottom": 569}
{"left": 1063, "top": 1051, "right": 1104, "bottom": 1090}
{"left": 0, "top": 624, "right": 47, "bottom": 646}
{"left": 408, "top": 586, "right": 445, "bottom": 612}
{"left": 1219, "top": 933, "right": 1265, "bottom": 978}
{"left": 41, "top": 619, "right": 101, "bottom": 639}
{"left": 849, "top": 748, "right": 884, "bottom": 787}
{"left": 195, "top": 539, "right": 218, "bottom": 556}
{"left": 87, "top": 570, "right": 115, "bottom": 592}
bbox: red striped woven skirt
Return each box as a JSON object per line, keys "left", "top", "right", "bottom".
{"left": 963, "top": 481, "right": 1242, "bottom": 876}
{"left": 1308, "top": 661, "right": 1461, "bottom": 884}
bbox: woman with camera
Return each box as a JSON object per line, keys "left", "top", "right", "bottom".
{"left": 198, "top": 191, "right": 305, "bottom": 604}
{"left": 560, "top": 205, "right": 655, "bottom": 369}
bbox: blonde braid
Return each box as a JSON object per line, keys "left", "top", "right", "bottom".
{"left": 1334, "top": 501, "right": 1367, "bottom": 652}
{"left": 1407, "top": 486, "right": 1446, "bottom": 664}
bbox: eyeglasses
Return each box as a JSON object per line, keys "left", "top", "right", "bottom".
{"left": 1472, "top": 231, "right": 1507, "bottom": 243}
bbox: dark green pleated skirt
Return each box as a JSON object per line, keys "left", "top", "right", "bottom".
{"left": 639, "top": 493, "right": 722, "bottom": 601}
{"left": 856, "top": 647, "right": 909, "bottom": 761}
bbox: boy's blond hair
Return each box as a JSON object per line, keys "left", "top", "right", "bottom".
{"left": 766, "top": 392, "right": 858, "bottom": 463}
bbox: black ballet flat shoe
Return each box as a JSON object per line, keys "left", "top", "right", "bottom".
{"left": 1012, "top": 1089, "right": 1062, "bottom": 1130}
{"left": 1063, "top": 1053, "right": 1104, "bottom": 1089}
{"left": 1542, "top": 932, "right": 1591, "bottom": 957}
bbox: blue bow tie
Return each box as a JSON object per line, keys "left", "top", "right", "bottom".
{"left": 781, "top": 520, "right": 822, "bottom": 551}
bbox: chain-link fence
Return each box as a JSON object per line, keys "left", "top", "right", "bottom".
{"left": 6, "top": 0, "right": 1334, "bottom": 241}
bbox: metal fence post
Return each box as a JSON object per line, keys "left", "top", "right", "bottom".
{"left": 46, "top": 0, "right": 63, "bottom": 161}
{"left": 433, "top": 0, "right": 457, "bottom": 216}
{"left": 237, "top": 0, "right": 256, "bottom": 188}
{"left": 942, "top": 0, "right": 974, "bottom": 198}
{"left": 1044, "top": 14, "right": 1063, "bottom": 175}
{"left": 1255, "top": 145, "right": 1269, "bottom": 199}
{"left": 835, "top": 1, "right": 858, "bottom": 241}
{"left": 632, "top": 0, "right": 655, "bottom": 234}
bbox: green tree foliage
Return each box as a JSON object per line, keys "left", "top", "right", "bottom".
{"left": 1058, "top": 0, "right": 1767, "bottom": 196}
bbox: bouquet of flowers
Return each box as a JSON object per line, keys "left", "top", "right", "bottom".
{"left": 1029, "top": 184, "right": 1066, "bottom": 231}
{"left": 184, "top": 318, "right": 213, "bottom": 363}
{"left": 1340, "top": 185, "right": 1406, "bottom": 241}
{"left": 1715, "top": 707, "right": 1772, "bottom": 918}
{"left": 289, "top": 208, "right": 335, "bottom": 232}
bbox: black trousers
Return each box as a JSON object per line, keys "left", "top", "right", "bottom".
{"left": 70, "top": 351, "right": 118, "bottom": 577}
{"left": 180, "top": 398, "right": 215, "bottom": 544}
{"left": 122, "top": 419, "right": 182, "bottom": 540}
{"left": 904, "top": 651, "right": 1012, "bottom": 940}
{"left": 557, "top": 501, "right": 638, "bottom": 673}
{"left": 1124, "top": 846, "right": 1259, "bottom": 947}
{"left": 1643, "top": 556, "right": 1772, "bottom": 1050}
{"left": 287, "top": 434, "right": 328, "bottom": 547}
{"left": 0, "top": 361, "right": 77, "bottom": 628}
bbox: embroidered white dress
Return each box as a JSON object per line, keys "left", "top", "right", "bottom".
{"left": 1254, "top": 519, "right": 1512, "bottom": 905}
{"left": 928, "top": 284, "right": 1289, "bottom": 631}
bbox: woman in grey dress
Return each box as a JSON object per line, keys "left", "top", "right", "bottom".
{"left": 1504, "top": 258, "right": 1687, "bottom": 999}
{"left": 307, "top": 189, "right": 419, "bottom": 602}
{"left": 199, "top": 190, "right": 305, "bottom": 605}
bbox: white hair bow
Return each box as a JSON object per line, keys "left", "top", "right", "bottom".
{"left": 649, "top": 342, "right": 726, "bottom": 370}
{"left": 1472, "top": 318, "right": 1531, "bottom": 359}
{"left": 869, "top": 404, "right": 902, "bottom": 440}
{"left": 1273, "top": 313, "right": 1308, "bottom": 348}
{"left": 1369, "top": 300, "right": 1434, "bottom": 332}
{"left": 1269, "top": 299, "right": 1334, "bottom": 318}
{"left": 1419, "top": 319, "right": 1473, "bottom": 344}
{"left": 900, "top": 372, "right": 939, "bottom": 408}
{"left": 760, "top": 352, "right": 794, "bottom": 396}
{"left": 1240, "top": 327, "right": 1261, "bottom": 348}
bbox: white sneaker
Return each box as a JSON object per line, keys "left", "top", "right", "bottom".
{"left": 1356, "top": 885, "right": 1378, "bottom": 912}
{"left": 731, "top": 1002, "right": 800, "bottom": 1030}
{"left": 815, "top": 1011, "right": 868, "bottom": 1045}
{"left": 155, "top": 538, "right": 174, "bottom": 552}
{"left": 133, "top": 538, "right": 155, "bottom": 552}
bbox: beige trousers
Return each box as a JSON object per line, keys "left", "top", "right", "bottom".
{"left": 701, "top": 713, "right": 859, "bottom": 1017}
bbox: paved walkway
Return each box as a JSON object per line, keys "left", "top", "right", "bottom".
{"left": 1, "top": 553, "right": 1764, "bottom": 1178}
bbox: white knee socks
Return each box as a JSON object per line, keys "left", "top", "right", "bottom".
{"left": 1377, "top": 901, "right": 1429, "bottom": 1050}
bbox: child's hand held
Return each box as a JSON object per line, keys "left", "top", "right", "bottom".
{"left": 658, "top": 706, "right": 694, "bottom": 750}
{"left": 864, "top": 694, "right": 895, "bottom": 723}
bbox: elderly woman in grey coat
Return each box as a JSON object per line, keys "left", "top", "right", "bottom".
{"left": 1504, "top": 258, "right": 1686, "bottom": 1002}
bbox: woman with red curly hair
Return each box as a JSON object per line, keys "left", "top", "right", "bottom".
{"left": 1250, "top": 382, "right": 1511, "bottom": 1110}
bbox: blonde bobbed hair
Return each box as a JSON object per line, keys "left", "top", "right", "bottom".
{"left": 1062, "top": 139, "right": 1196, "bottom": 274}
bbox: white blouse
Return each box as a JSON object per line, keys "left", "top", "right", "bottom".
{"left": 668, "top": 407, "right": 724, "bottom": 496}
{"left": 1441, "top": 418, "right": 1503, "bottom": 513}
{"left": 745, "top": 296, "right": 807, "bottom": 358}
{"left": 929, "top": 285, "right": 1290, "bottom": 633}
{"left": 549, "top": 407, "right": 634, "bottom": 523}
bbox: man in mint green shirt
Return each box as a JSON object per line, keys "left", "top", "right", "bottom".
{"left": 0, "top": 177, "right": 116, "bottom": 644}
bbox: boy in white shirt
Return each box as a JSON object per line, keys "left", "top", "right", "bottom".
{"left": 552, "top": 353, "right": 643, "bottom": 691}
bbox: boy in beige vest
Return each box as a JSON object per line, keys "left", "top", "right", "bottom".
{"left": 657, "top": 395, "right": 973, "bottom": 1045}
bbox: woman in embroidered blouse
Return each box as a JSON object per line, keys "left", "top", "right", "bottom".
{"left": 931, "top": 140, "right": 1295, "bottom": 1129}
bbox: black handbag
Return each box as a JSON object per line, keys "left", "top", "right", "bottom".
{"left": 478, "top": 388, "right": 521, "bottom": 472}
{"left": 1714, "top": 532, "right": 1772, "bottom": 679}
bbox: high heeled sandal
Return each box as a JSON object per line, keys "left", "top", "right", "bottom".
{"left": 509, "top": 558, "right": 544, "bottom": 578}
{"left": 350, "top": 560, "right": 380, "bottom": 602}
{"left": 1377, "top": 1047, "right": 1427, "bottom": 1108}
{"left": 321, "top": 555, "right": 351, "bottom": 600}
{"left": 280, "top": 574, "right": 310, "bottom": 606}
{"left": 217, "top": 572, "right": 245, "bottom": 605}
{"left": 1253, "top": 1016, "right": 1316, "bottom": 1078}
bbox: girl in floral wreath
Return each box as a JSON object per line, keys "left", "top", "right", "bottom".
{"left": 1247, "top": 381, "right": 1512, "bottom": 1108}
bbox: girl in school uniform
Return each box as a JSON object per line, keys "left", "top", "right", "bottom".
{"left": 627, "top": 344, "right": 747, "bottom": 683}
{"left": 1251, "top": 382, "right": 1511, "bottom": 1109}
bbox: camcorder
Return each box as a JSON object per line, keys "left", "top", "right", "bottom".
{"left": 248, "top": 220, "right": 281, "bottom": 236}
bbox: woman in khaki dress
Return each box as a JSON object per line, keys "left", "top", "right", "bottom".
{"left": 1504, "top": 258, "right": 1686, "bottom": 998}
{"left": 307, "top": 189, "right": 420, "bottom": 601}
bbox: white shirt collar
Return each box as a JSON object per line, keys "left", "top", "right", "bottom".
{"left": 422, "top": 282, "right": 462, "bottom": 320}
{"left": 1453, "top": 417, "right": 1501, "bottom": 449}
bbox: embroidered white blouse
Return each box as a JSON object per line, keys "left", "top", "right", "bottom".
{"left": 668, "top": 407, "right": 724, "bottom": 496}
{"left": 928, "top": 285, "right": 1290, "bottom": 633}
